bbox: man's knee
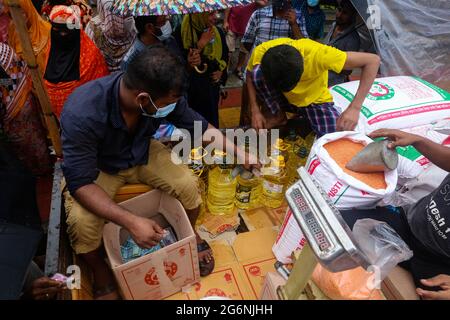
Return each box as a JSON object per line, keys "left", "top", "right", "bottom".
{"left": 66, "top": 200, "right": 105, "bottom": 255}
{"left": 174, "top": 172, "right": 202, "bottom": 211}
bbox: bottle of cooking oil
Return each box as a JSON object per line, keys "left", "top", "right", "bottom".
{"left": 270, "top": 138, "right": 289, "bottom": 162}
{"left": 207, "top": 150, "right": 237, "bottom": 215}
{"left": 235, "top": 170, "right": 261, "bottom": 210}
{"left": 260, "top": 155, "right": 288, "bottom": 208}
{"left": 284, "top": 129, "right": 300, "bottom": 185}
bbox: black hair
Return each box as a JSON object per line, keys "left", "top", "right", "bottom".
{"left": 123, "top": 45, "right": 188, "bottom": 100}
{"left": 339, "top": 0, "right": 357, "bottom": 14}
{"left": 272, "top": 0, "right": 292, "bottom": 12}
{"left": 134, "top": 16, "right": 159, "bottom": 36}
{"left": 261, "top": 45, "right": 303, "bottom": 92}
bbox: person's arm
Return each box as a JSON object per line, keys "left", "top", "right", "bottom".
{"left": 203, "top": 124, "right": 258, "bottom": 169}
{"left": 23, "top": 277, "right": 66, "bottom": 300}
{"left": 256, "top": 0, "right": 269, "bottom": 7}
{"left": 241, "top": 11, "right": 257, "bottom": 53}
{"left": 223, "top": 9, "right": 230, "bottom": 32}
{"left": 167, "top": 98, "right": 258, "bottom": 168}
{"left": 285, "top": 9, "right": 302, "bottom": 39}
{"left": 336, "top": 51, "right": 380, "bottom": 131}
{"left": 246, "top": 69, "right": 267, "bottom": 130}
{"left": 73, "top": 184, "right": 164, "bottom": 248}
{"left": 369, "top": 129, "right": 450, "bottom": 172}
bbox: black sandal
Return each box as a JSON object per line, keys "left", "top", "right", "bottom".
{"left": 93, "top": 283, "right": 119, "bottom": 300}
{"left": 197, "top": 241, "right": 215, "bottom": 277}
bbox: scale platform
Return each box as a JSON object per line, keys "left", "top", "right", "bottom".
{"left": 285, "top": 167, "right": 370, "bottom": 273}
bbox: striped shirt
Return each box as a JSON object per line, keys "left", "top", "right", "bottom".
{"left": 241, "top": 6, "right": 309, "bottom": 51}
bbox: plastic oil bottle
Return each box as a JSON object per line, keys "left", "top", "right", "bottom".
{"left": 207, "top": 150, "right": 237, "bottom": 215}
{"left": 260, "top": 155, "right": 289, "bottom": 208}
{"left": 284, "top": 129, "right": 301, "bottom": 185}
{"left": 235, "top": 169, "right": 261, "bottom": 210}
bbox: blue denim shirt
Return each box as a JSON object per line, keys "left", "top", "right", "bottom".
{"left": 60, "top": 72, "right": 208, "bottom": 194}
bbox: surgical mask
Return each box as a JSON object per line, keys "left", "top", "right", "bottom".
{"left": 155, "top": 21, "right": 173, "bottom": 42}
{"left": 140, "top": 93, "right": 177, "bottom": 118}
{"left": 307, "top": 0, "right": 319, "bottom": 7}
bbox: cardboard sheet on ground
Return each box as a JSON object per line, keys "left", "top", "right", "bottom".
{"left": 240, "top": 204, "right": 287, "bottom": 230}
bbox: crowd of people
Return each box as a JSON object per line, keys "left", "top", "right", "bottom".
{"left": 0, "top": 0, "right": 449, "bottom": 300}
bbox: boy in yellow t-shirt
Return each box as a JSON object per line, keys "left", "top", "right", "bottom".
{"left": 246, "top": 38, "right": 380, "bottom": 135}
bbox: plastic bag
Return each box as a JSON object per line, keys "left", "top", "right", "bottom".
{"left": 353, "top": 219, "right": 413, "bottom": 282}
{"left": 312, "top": 266, "right": 384, "bottom": 300}
{"left": 307, "top": 131, "right": 398, "bottom": 209}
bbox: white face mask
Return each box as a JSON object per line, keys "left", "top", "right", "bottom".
{"left": 155, "top": 20, "right": 173, "bottom": 42}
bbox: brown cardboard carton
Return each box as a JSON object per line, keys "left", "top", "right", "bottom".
{"left": 103, "top": 190, "right": 200, "bottom": 300}
{"left": 240, "top": 257, "right": 277, "bottom": 299}
{"left": 190, "top": 263, "right": 253, "bottom": 300}
{"left": 259, "top": 272, "right": 286, "bottom": 300}
{"left": 382, "top": 266, "right": 419, "bottom": 300}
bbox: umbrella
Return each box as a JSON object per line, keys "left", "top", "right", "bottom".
{"left": 112, "top": 0, "right": 255, "bottom": 16}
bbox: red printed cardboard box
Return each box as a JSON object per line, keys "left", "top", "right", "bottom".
{"left": 259, "top": 272, "right": 286, "bottom": 300}
{"left": 103, "top": 190, "right": 200, "bottom": 300}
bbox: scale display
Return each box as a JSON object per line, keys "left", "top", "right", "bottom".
{"left": 285, "top": 167, "right": 370, "bottom": 272}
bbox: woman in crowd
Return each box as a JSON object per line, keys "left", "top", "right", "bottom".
{"left": 41, "top": 0, "right": 92, "bottom": 28}
{"left": 85, "top": 0, "right": 136, "bottom": 72}
{"left": 175, "top": 12, "right": 228, "bottom": 128}
{"left": 43, "top": 5, "right": 109, "bottom": 117}
{"left": 0, "top": 42, "right": 52, "bottom": 176}
{"left": 8, "top": 1, "right": 109, "bottom": 117}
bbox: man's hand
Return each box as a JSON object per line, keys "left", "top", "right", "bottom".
{"left": 256, "top": 0, "right": 269, "bottom": 7}
{"left": 127, "top": 216, "right": 165, "bottom": 248}
{"left": 251, "top": 105, "right": 267, "bottom": 130}
{"left": 336, "top": 105, "right": 360, "bottom": 131}
{"left": 188, "top": 48, "right": 201, "bottom": 68}
{"left": 284, "top": 9, "right": 298, "bottom": 25}
{"left": 241, "top": 151, "right": 261, "bottom": 171}
{"left": 417, "top": 275, "right": 450, "bottom": 300}
{"left": 369, "top": 129, "right": 422, "bottom": 149}
{"left": 197, "top": 27, "right": 215, "bottom": 51}
{"left": 28, "top": 277, "right": 66, "bottom": 300}
{"left": 223, "top": 20, "right": 230, "bottom": 33}
{"left": 211, "top": 70, "right": 223, "bottom": 83}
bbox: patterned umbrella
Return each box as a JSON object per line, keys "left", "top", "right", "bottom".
{"left": 112, "top": 0, "right": 255, "bottom": 16}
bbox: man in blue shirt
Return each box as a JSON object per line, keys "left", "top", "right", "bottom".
{"left": 61, "top": 45, "right": 250, "bottom": 299}
{"left": 121, "top": 15, "right": 200, "bottom": 71}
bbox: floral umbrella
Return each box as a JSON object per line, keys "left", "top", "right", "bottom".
{"left": 112, "top": 0, "right": 255, "bottom": 16}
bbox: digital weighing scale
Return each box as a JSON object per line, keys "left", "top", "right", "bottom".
{"left": 277, "top": 167, "right": 371, "bottom": 300}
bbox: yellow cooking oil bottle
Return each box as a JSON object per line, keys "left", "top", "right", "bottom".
{"left": 284, "top": 129, "right": 300, "bottom": 185}
{"left": 235, "top": 169, "right": 261, "bottom": 210}
{"left": 260, "top": 155, "right": 289, "bottom": 208}
{"left": 271, "top": 138, "right": 289, "bottom": 162}
{"left": 207, "top": 150, "right": 237, "bottom": 215}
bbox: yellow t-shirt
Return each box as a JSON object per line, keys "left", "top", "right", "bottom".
{"left": 247, "top": 38, "right": 347, "bottom": 107}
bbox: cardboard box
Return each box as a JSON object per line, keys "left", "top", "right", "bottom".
{"left": 260, "top": 272, "right": 286, "bottom": 300}
{"left": 190, "top": 264, "right": 253, "bottom": 300}
{"left": 103, "top": 190, "right": 200, "bottom": 300}
{"left": 240, "top": 257, "right": 277, "bottom": 299}
{"left": 382, "top": 266, "right": 419, "bottom": 300}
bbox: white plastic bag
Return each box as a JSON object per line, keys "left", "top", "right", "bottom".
{"left": 396, "top": 124, "right": 450, "bottom": 179}
{"left": 353, "top": 219, "right": 413, "bottom": 281}
{"left": 306, "top": 132, "right": 398, "bottom": 209}
{"left": 331, "top": 76, "right": 450, "bottom": 134}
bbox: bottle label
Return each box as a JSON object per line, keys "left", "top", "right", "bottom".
{"left": 236, "top": 184, "right": 252, "bottom": 203}
{"left": 263, "top": 180, "right": 283, "bottom": 194}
